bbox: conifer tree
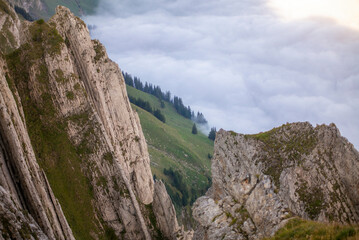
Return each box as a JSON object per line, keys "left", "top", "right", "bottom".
{"left": 208, "top": 127, "right": 216, "bottom": 141}
{"left": 192, "top": 123, "right": 198, "bottom": 134}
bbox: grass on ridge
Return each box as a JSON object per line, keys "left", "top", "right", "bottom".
{"left": 265, "top": 218, "right": 359, "bottom": 240}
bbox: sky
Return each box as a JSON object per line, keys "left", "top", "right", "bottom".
{"left": 84, "top": 0, "right": 359, "bottom": 148}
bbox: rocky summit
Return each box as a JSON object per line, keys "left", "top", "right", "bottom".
{"left": 192, "top": 122, "right": 359, "bottom": 240}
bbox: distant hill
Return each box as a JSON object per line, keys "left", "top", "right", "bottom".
{"left": 127, "top": 85, "right": 213, "bottom": 224}
{"left": 7, "top": 0, "right": 98, "bottom": 20}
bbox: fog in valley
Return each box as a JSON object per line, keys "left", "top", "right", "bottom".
{"left": 84, "top": 0, "right": 359, "bottom": 147}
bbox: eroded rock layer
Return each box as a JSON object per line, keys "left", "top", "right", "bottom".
{"left": 0, "top": 2, "right": 181, "bottom": 239}
{"left": 193, "top": 122, "right": 359, "bottom": 240}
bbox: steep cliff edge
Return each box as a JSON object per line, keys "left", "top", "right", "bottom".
{"left": 0, "top": 2, "right": 183, "bottom": 239}
{"left": 193, "top": 122, "right": 359, "bottom": 240}
{"left": 0, "top": 3, "right": 74, "bottom": 239}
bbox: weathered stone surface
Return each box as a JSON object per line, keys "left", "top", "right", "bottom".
{"left": 50, "top": 6, "right": 154, "bottom": 204}
{"left": 154, "top": 180, "right": 180, "bottom": 239}
{"left": 193, "top": 122, "right": 359, "bottom": 239}
{"left": 0, "top": 37, "right": 74, "bottom": 239}
{"left": 0, "top": 2, "right": 189, "bottom": 239}
{"left": 0, "top": 0, "right": 22, "bottom": 54}
{"left": 46, "top": 6, "right": 154, "bottom": 239}
{"left": 153, "top": 180, "right": 194, "bottom": 240}
{"left": 0, "top": 186, "right": 49, "bottom": 240}
{"left": 0, "top": 2, "right": 187, "bottom": 239}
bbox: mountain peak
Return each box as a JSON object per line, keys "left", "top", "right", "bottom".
{"left": 193, "top": 122, "right": 359, "bottom": 239}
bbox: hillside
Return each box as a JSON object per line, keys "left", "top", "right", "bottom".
{"left": 6, "top": 0, "right": 98, "bottom": 20}
{"left": 265, "top": 218, "right": 359, "bottom": 240}
{"left": 126, "top": 85, "right": 213, "bottom": 220}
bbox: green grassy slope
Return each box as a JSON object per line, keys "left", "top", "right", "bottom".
{"left": 265, "top": 218, "right": 359, "bottom": 240}
{"left": 126, "top": 85, "right": 213, "bottom": 211}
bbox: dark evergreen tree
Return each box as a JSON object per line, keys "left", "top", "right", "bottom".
{"left": 165, "top": 91, "right": 171, "bottom": 101}
{"left": 194, "top": 112, "right": 208, "bottom": 124}
{"left": 208, "top": 127, "right": 217, "bottom": 141}
{"left": 128, "top": 96, "right": 153, "bottom": 113}
{"left": 173, "top": 96, "right": 179, "bottom": 111}
{"left": 160, "top": 100, "right": 165, "bottom": 108}
{"left": 154, "top": 109, "right": 166, "bottom": 123}
{"left": 134, "top": 77, "right": 143, "bottom": 90}
{"left": 192, "top": 123, "right": 198, "bottom": 134}
{"left": 122, "top": 72, "right": 134, "bottom": 87}
{"left": 163, "top": 168, "right": 189, "bottom": 206}
{"left": 144, "top": 82, "right": 149, "bottom": 92}
{"left": 148, "top": 83, "right": 153, "bottom": 94}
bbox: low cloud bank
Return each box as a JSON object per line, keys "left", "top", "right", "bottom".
{"left": 85, "top": 0, "right": 359, "bottom": 147}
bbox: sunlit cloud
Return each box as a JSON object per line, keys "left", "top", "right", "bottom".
{"left": 269, "top": 0, "right": 359, "bottom": 29}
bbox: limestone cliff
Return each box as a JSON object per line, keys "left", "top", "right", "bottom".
{"left": 153, "top": 180, "right": 194, "bottom": 240}
{"left": 0, "top": 2, "right": 182, "bottom": 239}
{"left": 0, "top": 3, "right": 74, "bottom": 239}
{"left": 193, "top": 122, "right": 359, "bottom": 240}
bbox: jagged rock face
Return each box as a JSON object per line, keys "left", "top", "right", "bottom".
{"left": 154, "top": 180, "right": 180, "bottom": 239}
{"left": 0, "top": 6, "right": 74, "bottom": 239}
{"left": 50, "top": 6, "right": 154, "bottom": 206}
{"left": 153, "top": 180, "right": 194, "bottom": 240}
{"left": 0, "top": 1, "right": 22, "bottom": 54}
{"left": 0, "top": 186, "right": 49, "bottom": 239}
{"left": 193, "top": 122, "right": 359, "bottom": 240}
{"left": 0, "top": 3, "right": 175, "bottom": 239}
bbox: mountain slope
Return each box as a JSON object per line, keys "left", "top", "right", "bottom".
{"left": 265, "top": 218, "right": 359, "bottom": 240}
{"left": 6, "top": 0, "right": 98, "bottom": 20}
{"left": 127, "top": 85, "right": 213, "bottom": 217}
{"left": 193, "top": 122, "right": 359, "bottom": 239}
{"left": 0, "top": 3, "right": 190, "bottom": 239}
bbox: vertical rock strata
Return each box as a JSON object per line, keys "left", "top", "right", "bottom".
{"left": 0, "top": 2, "right": 181, "bottom": 239}
{"left": 0, "top": 4, "right": 74, "bottom": 239}
{"left": 193, "top": 122, "right": 359, "bottom": 240}
{"left": 153, "top": 180, "right": 194, "bottom": 240}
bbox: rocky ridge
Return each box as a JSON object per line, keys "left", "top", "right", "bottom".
{"left": 5, "top": 0, "right": 96, "bottom": 20}
{"left": 192, "top": 122, "right": 359, "bottom": 240}
{"left": 0, "top": 2, "right": 184, "bottom": 239}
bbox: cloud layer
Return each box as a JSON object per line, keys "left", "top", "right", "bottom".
{"left": 85, "top": 0, "right": 359, "bottom": 148}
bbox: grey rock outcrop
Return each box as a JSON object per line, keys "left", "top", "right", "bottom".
{"left": 0, "top": 28, "right": 74, "bottom": 240}
{"left": 0, "top": 0, "right": 22, "bottom": 54}
{"left": 0, "top": 2, "right": 187, "bottom": 239}
{"left": 154, "top": 180, "right": 194, "bottom": 240}
{"left": 154, "top": 180, "right": 180, "bottom": 239}
{"left": 193, "top": 122, "right": 359, "bottom": 240}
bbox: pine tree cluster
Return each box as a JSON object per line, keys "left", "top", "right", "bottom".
{"left": 123, "top": 71, "right": 207, "bottom": 122}
{"left": 128, "top": 96, "right": 166, "bottom": 123}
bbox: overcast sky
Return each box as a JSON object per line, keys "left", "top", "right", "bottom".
{"left": 84, "top": 0, "right": 359, "bottom": 148}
